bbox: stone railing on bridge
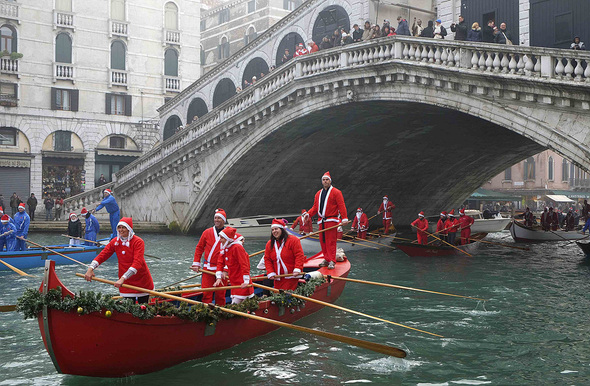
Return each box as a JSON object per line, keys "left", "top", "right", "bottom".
{"left": 117, "top": 37, "right": 590, "bottom": 187}
{"left": 64, "top": 182, "right": 115, "bottom": 214}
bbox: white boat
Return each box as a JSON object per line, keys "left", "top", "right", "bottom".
{"left": 285, "top": 227, "right": 394, "bottom": 254}
{"left": 509, "top": 220, "right": 586, "bottom": 242}
{"left": 427, "top": 210, "right": 511, "bottom": 234}
{"left": 227, "top": 214, "right": 314, "bottom": 238}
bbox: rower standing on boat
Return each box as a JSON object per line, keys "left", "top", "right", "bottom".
{"left": 67, "top": 213, "right": 83, "bottom": 246}
{"left": 214, "top": 227, "right": 254, "bottom": 304}
{"left": 540, "top": 207, "right": 549, "bottom": 231}
{"left": 564, "top": 209, "right": 575, "bottom": 231}
{"left": 264, "top": 219, "right": 305, "bottom": 290}
{"left": 352, "top": 207, "right": 369, "bottom": 239}
{"left": 84, "top": 217, "right": 154, "bottom": 304}
{"left": 190, "top": 208, "right": 228, "bottom": 306}
{"left": 81, "top": 207, "right": 100, "bottom": 245}
{"left": 548, "top": 207, "right": 559, "bottom": 231}
{"left": 458, "top": 209, "right": 474, "bottom": 245}
{"left": 411, "top": 212, "right": 429, "bottom": 245}
{"left": 445, "top": 210, "right": 459, "bottom": 245}
{"left": 291, "top": 209, "right": 313, "bottom": 235}
{"left": 94, "top": 189, "right": 120, "bottom": 239}
{"left": 305, "top": 171, "right": 348, "bottom": 270}
{"left": 523, "top": 207, "right": 534, "bottom": 227}
{"left": 14, "top": 203, "right": 30, "bottom": 251}
{"left": 0, "top": 214, "right": 17, "bottom": 251}
{"left": 436, "top": 211, "right": 448, "bottom": 242}
{"left": 378, "top": 195, "right": 395, "bottom": 235}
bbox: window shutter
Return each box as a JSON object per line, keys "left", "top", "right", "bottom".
{"left": 244, "top": 35, "right": 248, "bottom": 45}
{"left": 218, "top": 45, "right": 221, "bottom": 60}
{"left": 105, "top": 93, "right": 111, "bottom": 115}
{"left": 124, "top": 95, "right": 132, "bottom": 116}
{"left": 51, "top": 87, "right": 57, "bottom": 110}
{"left": 71, "top": 89, "right": 79, "bottom": 112}
{"left": 13, "top": 84, "right": 18, "bottom": 99}
{"left": 224, "top": 43, "right": 229, "bottom": 58}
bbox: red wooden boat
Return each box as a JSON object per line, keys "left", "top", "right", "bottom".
{"left": 36, "top": 256, "right": 351, "bottom": 377}
{"left": 392, "top": 233, "right": 487, "bottom": 257}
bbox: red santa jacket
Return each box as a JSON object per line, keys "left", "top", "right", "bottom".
{"left": 294, "top": 48, "right": 309, "bottom": 57}
{"left": 458, "top": 215, "right": 474, "bottom": 230}
{"left": 94, "top": 235, "right": 154, "bottom": 295}
{"left": 292, "top": 215, "right": 313, "bottom": 233}
{"left": 379, "top": 201, "right": 396, "bottom": 220}
{"left": 411, "top": 217, "right": 429, "bottom": 234}
{"left": 436, "top": 217, "right": 447, "bottom": 234}
{"left": 307, "top": 186, "right": 348, "bottom": 224}
{"left": 352, "top": 212, "right": 369, "bottom": 231}
{"left": 216, "top": 240, "right": 253, "bottom": 299}
{"left": 193, "top": 226, "right": 223, "bottom": 270}
{"left": 444, "top": 217, "right": 460, "bottom": 233}
{"left": 264, "top": 235, "right": 305, "bottom": 279}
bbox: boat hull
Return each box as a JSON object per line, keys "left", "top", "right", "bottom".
{"left": 428, "top": 218, "right": 511, "bottom": 234}
{"left": 0, "top": 243, "right": 106, "bottom": 271}
{"left": 509, "top": 221, "right": 586, "bottom": 242}
{"left": 393, "top": 233, "right": 486, "bottom": 257}
{"left": 576, "top": 241, "right": 590, "bottom": 256}
{"left": 38, "top": 257, "right": 350, "bottom": 377}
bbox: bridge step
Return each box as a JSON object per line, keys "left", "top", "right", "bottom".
{"left": 28, "top": 220, "right": 170, "bottom": 234}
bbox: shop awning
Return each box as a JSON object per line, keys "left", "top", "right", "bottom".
{"left": 550, "top": 190, "right": 590, "bottom": 199}
{"left": 96, "top": 148, "right": 143, "bottom": 157}
{"left": 42, "top": 151, "right": 86, "bottom": 159}
{"left": 468, "top": 188, "right": 521, "bottom": 202}
{"left": 545, "top": 194, "right": 574, "bottom": 203}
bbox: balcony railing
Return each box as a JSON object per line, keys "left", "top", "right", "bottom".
{"left": 110, "top": 69, "right": 128, "bottom": 87}
{"left": 54, "top": 63, "right": 74, "bottom": 82}
{"left": 164, "top": 29, "right": 181, "bottom": 45}
{"left": 0, "top": 93, "right": 17, "bottom": 107}
{"left": 0, "top": 0, "right": 19, "bottom": 22}
{"left": 0, "top": 58, "right": 19, "bottom": 75}
{"left": 110, "top": 20, "right": 129, "bottom": 37}
{"left": 54, "top": 10, "right": 74, "bottom": 29}
{"left": 164, "top": 76, "right": 180, "bottom": 92}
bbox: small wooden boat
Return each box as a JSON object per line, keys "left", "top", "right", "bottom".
{"left": 227, "top": 214, "right": 313, "bottom": 238}
{"left": 427, "top": 210, "right": 511, "bottom": 234}
{"left": 0, "top": 240, "right": 107, "bottom": 271}
{"left": 34, "top": 256, "right": 351, "bottom": 377}
{"left": 509, "top": 220, "right": 585, "bottom": 242}
{"left": 392, "top": 233, "right": 487, "bottom": 257}
{"left": 576, "top": 241, "right": 590, "bottom": 256}
{"left": 286, "top": 227, "right": 394, "bottom": 254}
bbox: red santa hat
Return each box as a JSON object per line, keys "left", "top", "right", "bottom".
{"left": 117, "top": 217, "right": 133, "bottom": 232}
{"left": 18, "top": 203, "right": 25, "bottom": 210}
{"left": 0, "top": 206, "right": 4, "bottom": 213}
{"left": 219, "top": 226, "right": 237, "bottom": 241}
{"left": 81, "top": 207, "right": 88, "bottom": 215}
{"left": 104, "top": 189, "right": 112, "bottom": 195}
{"left": 357, "top": 207, "right": 363, "bottom": 212}
{"left": 448, "top": 209, "right": 455, "bottom": 217}
{"left": 383, "top": 196, "right": 388, "bottom": 200}
{"left": 271, "top": 219, "right": 285, "bottom": 229}
{"left": 440, "top": 211, "right": 447, "bottom": 216}
{"left": 418, "top": 211, "right": 425, "bottom": 217}
{"left": 214, "top": 208, "right": 227, "bottom": 222}
{"left": 301, "top": 209, "right": 306, "bottom": 214}
{"left": 298, "top": 43, "right": 304, "bottom": 47}
{"left": 69, "top": 212, "right": 77, "bottom": 220}
{"left": 1, "top": 214, "right": 9, "bottom": 223}
{"left": 321, "top": 171, "right": 331, "bottom": 182}
{"left": 459, "top": 209, "right": 465, "bottom": 216}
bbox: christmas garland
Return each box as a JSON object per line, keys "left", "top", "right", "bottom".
{"left": 16, "top": 277, "right": 325, "bottom": 324}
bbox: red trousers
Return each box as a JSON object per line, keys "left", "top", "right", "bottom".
{"left": 417, "top": 232, "right": 428, "bottom": 245}
{"left": 460, "top": 229, "right": 471, "bottom": 245}
{"left": 383, "top": 219, "right": 392, "bottom": 234}
{"left": 357, "top": 230, "right": 367, "bottom": 239}
{"left": 319, "top": 222, "right": 338, "bottom": 262}
{"left": 201, "top": 271, "right": 227, "bottom": 306}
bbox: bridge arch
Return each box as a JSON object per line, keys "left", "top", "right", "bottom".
{"left": 187, "top": 97, "right": 208, "bottom": 124}
{"left": 212, "top": 78, "right": 237, "bottom": 108}
{"left": 311, "top": 4, "right": 350, "bottom": 43}
{"left": 241, "top": 57, "right": 270, "bottom": 86}
{"left": 163, "top": 115, "right": 182, "bottom": 140}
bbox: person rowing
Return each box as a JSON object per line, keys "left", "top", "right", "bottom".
{"left": 264, "top": 219, "right": 305, "bottom": 291}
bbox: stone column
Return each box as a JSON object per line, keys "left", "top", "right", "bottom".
{"left": 84, "top": 151, "right": 95, "bottom": 192}
{"left": 30, "top": 153, "right": 43, "bottom": 197}
{"left": 519, "top": 0, "right": 530, "bottom": 46}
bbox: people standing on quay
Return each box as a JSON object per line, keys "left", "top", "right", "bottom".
{"left": 292, "top": 209, "right": 313, "bottom": 235}
{"left": 494, "top": 22, "right": 514, "bottom": 45}
{"left": 450, "top": 15, "right": 467, "bottom": 41}
{"left": 362, "top": 21, "right": 372, "bottom": 41}
{"left": 564, "top": 210, "right": 576, "bottom": 231}
{"left": 191, "top": 208, "right": 228, "bottom": 306}
{"left": 352, "top": 24, "right": 363, "bottom": 42}
{"left": 420, "top": 20, "right": 434, "bottom": 38}
{"left": 352, "top": 207, "right": 368, "bottom": 239}
{"left": 396, "top": 16, "right": 410, "bottom": 36}
{"left": 547, "top": 207, "right": 559, "bottom": 231}
{"left": 467, "top": 22, "right": 482, "bottom": 42}
{"left": 445, "top": 209, "right": 459, "bottom": 245}
{"left": 482, "top": 20, "right": 495, "bottom": 43}
{"left": 458, "top": 209, "right": 474, "bottom": 245}
{"left": 14, "top": 203, "right": 30, "bottom": 251}
{"left": 523, "top": 207, "right": 534, "bottom": 227}
{"left": 85, "top": 217, "right": 154, "bottom": 304}
{"left": 81, "top": 207, "right": 100, "bottom": 245}
{"left": 433, "top": 19, "right": 447, "bottom": 39}
{"left": 0, "top": 214, "right": 17, "bottom": 251}
{"left": 411, "top": 212, "right": 428, "bottom": 245}
{"left": 378, "top": 195, "right": 395, "bottom": 235}
{"left": 26, "top": 193, "right": 37, "bottom": 221}
{"left": 412, "top": 18, "right": 423, "bottom": 37}
{"left": 305, "top": 171, "right": 348, "bottom": 270}
{"left": 94, "top": 188, "right": 120, "bottom": 239}
{"left": 54, "top": 195, "right": 64, "bottom": 221}
{"left": 436, "top": 211, "right": 448, "bottom": 242}
{"left": 68, "top": 213, "right": 82, "bottom": 246}
{"left": 10, "top": 192, "right": 20, "bottom": 216}
{"left": 44, "top": 194, "right": 54, "bottom": 221}
{"left": 264, "top": 219, "right": 305, "bottom": 291}
{"left": 214, "top": 227, "right": 254, "bottom": 305}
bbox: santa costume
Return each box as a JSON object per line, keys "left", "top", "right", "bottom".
{"left": 89, "top": 217, "right": 154, "bottom": 303}
{"left": 411, "top": 211, "right": 429, "bottom": 245}
{"left": 216, "top": 226, "right": 254, "bottom": 304}
{"left": 458, "top": 209, "right": 475, "bottom": 245}
{"left": 378, "top": 195, "right": 396, "bottom": 234}
{"left": 444, "top": 209, "right": 460, "bottom": 245}
{"left": 436, "top": 211, "right": 448, "bottom": 242}
{"left": 264, "top": 219, "right": 305, "bottom": 290}
{"left": 192, "top": 208, "right": 228, "bottom": 305}
{"left": 291, "top": 209, "right": 313, "bottom": 234}
{"left": 352, "top": 207, "right": 369, "bottom": 239}
{"left": 293, "top": 43, "right": 309, "bottom": 57}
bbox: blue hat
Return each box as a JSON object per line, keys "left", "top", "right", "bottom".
{"left": 436, "top": 19, "right": 441, "bottom": 23}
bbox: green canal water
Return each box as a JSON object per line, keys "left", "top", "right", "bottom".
{"left": 1, "top": 232, "right": 589, "bottom": 385}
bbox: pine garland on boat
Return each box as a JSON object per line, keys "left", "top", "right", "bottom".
{"left": 16, "top": 277, "right": 325, "bottom": 323}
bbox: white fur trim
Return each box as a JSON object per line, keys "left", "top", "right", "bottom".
{"left": 122, "top": 267, "right": 137, "bottom": 280}
{"left": 214, "top": 213, "right": 226, "bottom": 222}
{"left": 267, "top": 272, "right": 277, "bottom": 278}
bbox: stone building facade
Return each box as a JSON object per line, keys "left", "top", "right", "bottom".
{"left": 0, "top": 0, "right": 200, "bottom": 202}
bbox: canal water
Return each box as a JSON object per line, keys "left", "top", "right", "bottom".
{"left": 1, "top": 231, "right": 589, "bottom": 385}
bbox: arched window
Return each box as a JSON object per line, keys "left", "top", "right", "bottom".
{"left": 165, "top": 2, "right": 178, "bottom": 30}
{"left": 111, "top": 40, "right": 126, "bottom": 70}
{"left": 0, "top": 25, "right": 16, "bottom": 53}
{"left": 55, "top": 0, "right": 72, "bottom": 12}
{"left": 524, "top": 157, "right": 535, "bottom": 180}
{"left": 218, "top": 36, "right": 229, "bottom": 59}
{"left": 164, "top": 48, "right": 178, "bottom": 76}
{"left": 163, "top": 115, "right": 182, "bottom": 140}
{"left": 55, "top": 33, "right": 72, "bottom": 63}
{"left": 562, "top": 159, "right": 569, "bottom": 181}
{"left": 548, "top": 156, "right": 554, "bottom": 181}
{"left": 111, "top": 0, "right": 125, "bottom": 20}
{"left": 275, "top": 32, "right": 304, "bottom": 66}
{"left": 312, "top": 5, "right": 350, "bottom": 44}
{"left": 212, "top": 78, "right": 236, "bottom": 108}
{"left": 187, "top": 98, "right": 208, "bottom": 123}
{"left": 244, "top": 26, "right": 257, "bottom": 45}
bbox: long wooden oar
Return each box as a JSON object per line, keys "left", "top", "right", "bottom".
{"left": 157, "top": 273, "right": 202, "bottom": 290}
{"left": 307, "top": 234, "right": 379, "bottom": 250}
{"left": 253, "top": 283, "right": 443, "bottom": 337}
{"left": 0, "top": 258, "right": 36, "bottom": 277}
{"left": 343, "top": 235, "right": 397, "bottom": 250}
{"left": 61, "top": 235, "right": 162, "bottom": 260}
{"left": 412, "top": 228, "right": 472, "bottom": 257}
{"left": 202, "top": 269, "right": 302, "bottom": 282}
{"left": 249, "top": 222, "right": 347, "bottom": 258}
{"left": 113, "top": 283, "right": 238, "bottom": 299}
{"left": 327, "top": 275, "right": 485, "bottom": 301}
{"left": 0, "top": 304, "right": 16, "bottom": 312}
{"left": 18, "top": 237, "right": 91, "bottom": 268}
{"left": 78, "top": 273, "right": 406, "bottom": 358}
